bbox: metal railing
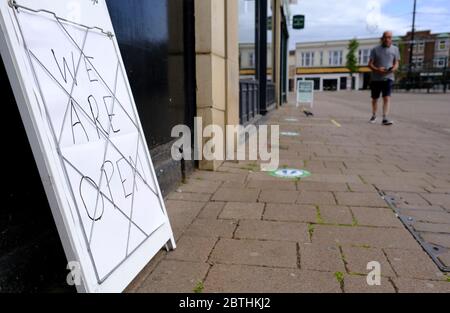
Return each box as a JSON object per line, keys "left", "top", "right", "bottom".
{"left": 394, "top": 66, "right": 450, "bottom": 93}
{"left": 239, "top": 79, "right": 260, "bottom": 124}
{"left": 266, "top": 81, "right": 276, "bottom": 107}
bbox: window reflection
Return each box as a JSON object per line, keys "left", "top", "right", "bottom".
{"left": 239, "top": 0, "right": 256, "bottom": 80}
{"left": 267, "top": 0, "right": 274, "bottom": 82}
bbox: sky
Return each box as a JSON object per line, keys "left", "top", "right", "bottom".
{"left": 239, "top": 0, "right": 450, "bottom": 50}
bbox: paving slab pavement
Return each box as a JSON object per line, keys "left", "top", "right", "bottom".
{"left": 127, "top": 91, "right": 450, "bottom": 293}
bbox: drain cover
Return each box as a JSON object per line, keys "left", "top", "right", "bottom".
{"left": 270, "top": 168, "right": 311, "bottom": 179}
{"left": 380, "top": 191, "right": 450, "bottom": 272}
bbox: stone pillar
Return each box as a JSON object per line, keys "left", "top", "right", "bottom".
{"left": 226, "top": 0, "right": 239, "bottom": 128}
{"left": 195, "top": 0, "right": 239, "bottom": 170}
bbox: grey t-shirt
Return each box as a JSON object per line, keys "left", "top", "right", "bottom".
{"left": 370, "top": 44, "right": 400, "bottom": 81}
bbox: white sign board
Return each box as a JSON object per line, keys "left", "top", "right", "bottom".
{"left": 0, "top": 0, "right": 175, "bottom": 293}
{"left": 420, "top": 72, "right": 443, "bottom": 77}
{"left": 296, "top": 80, "right": 314, "bottom": 108}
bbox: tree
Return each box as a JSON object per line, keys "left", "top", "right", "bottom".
{"left": 346, "top": 39, "right": 360, "bottom": 90}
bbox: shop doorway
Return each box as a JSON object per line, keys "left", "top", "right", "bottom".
{"left": 340, "top": 77, "right": 348, "bottom": 90}
{"left": 323, "top": 78, "right": 338, "bottom": 91}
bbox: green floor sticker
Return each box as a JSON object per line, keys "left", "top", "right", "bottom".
{"left": 270, "top": 168, "right": 311, "bottom": 179}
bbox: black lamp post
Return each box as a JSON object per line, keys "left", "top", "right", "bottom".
{"left": 407, "top": 0, "right": 417, "bottom": 83}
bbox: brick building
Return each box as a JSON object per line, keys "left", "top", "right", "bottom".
{"left": 400, "top": 30, "right": 450, "bottom": 72}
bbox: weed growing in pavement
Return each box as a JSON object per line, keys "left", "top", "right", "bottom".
{"left": 193, "top": 281, "right": 205, "bottom": 293}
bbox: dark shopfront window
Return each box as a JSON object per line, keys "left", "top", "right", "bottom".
{"left": 266, "top": 0, "right": 276, "bottom": 107}
{"left": 239, "top": 0, "right": 273, "bottom": 123}
{"left": 107, "top": 0, "right": 196, "bottom": 194}
{"left": 107, "top": 0, "right": 195, "bottom": 150}
{"left": 267, "top": 0, "right": 274, "bottom": 82}
{"left": 340, "top": 77, "right": 347, "bottom": 90}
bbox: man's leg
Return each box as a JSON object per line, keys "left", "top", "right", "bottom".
{"left": 369, "top": 98, "right": 378, "bottom": 123}
{"left": 382, "top": 80, "right": 394, "bottom": 125}
{"left": 370, "top": 82, "right": 381, "bottom": 123}
{"left": 372, "top": 98, "right": 379, "bottom": 116}
{"left": 382, "top": 96, "right": 391, "bottom": 118}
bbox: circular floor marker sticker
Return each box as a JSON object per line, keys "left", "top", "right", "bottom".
{"left": 270, "top": 168, "right": 311, "bottom": 179}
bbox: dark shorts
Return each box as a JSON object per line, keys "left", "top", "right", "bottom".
{"left": 371, "top": 80, "right": 394, "bottom": 99}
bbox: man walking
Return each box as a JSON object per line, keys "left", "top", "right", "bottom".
{"left": 368, "top": 31, "right": 400, "bottom": 126}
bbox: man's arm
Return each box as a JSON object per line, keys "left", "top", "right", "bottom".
{"left": 368, "top": 58, "right": 387, "bottom": 74}
{"left": 389, "top": 47, "right": 401, "bottom": 73}
{"left": 390, "top": 59, "right": 400, "bottom": 72}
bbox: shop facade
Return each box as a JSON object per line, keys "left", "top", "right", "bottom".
{"left": 1, "top": 0, "right": 195, "bottom": 292}
{"left": 238, "top": 0, "right": 292, "bottom": 124}
{"left": 0, "top": 0, "right": 293, "bottom": 292}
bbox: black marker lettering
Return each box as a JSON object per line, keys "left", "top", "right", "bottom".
{"left": 116, "top": 158, "right": 133, "bottom": 199}
{"left": 87, "top": 95, "right": 108, "bottom": 138}
{"left": 70, "top": 99, "right": 89, "bottom": 144}
{"left": 101, "top": 160, "right": 115, "bottom": 203}
{"left": 79, "top": 176, "right": 104, "bottom": 222}
{"left": 84, "top": 55, "right": 98, "bottom": 83}
{"left": 51, "top": 49, "right": 77, "bottom": 86}
{"left": 103, "top": 96, "right": 120, "bottom": 133}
